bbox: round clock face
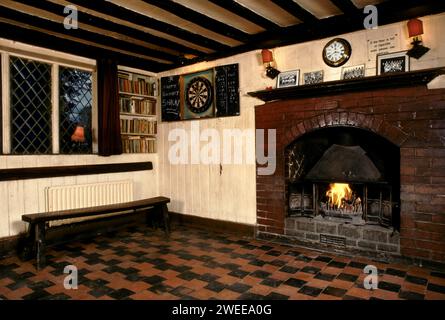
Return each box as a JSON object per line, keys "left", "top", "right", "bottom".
{"left": 323, "top": 38, "right": 351, "bottom": 68}
{"left": 186, "top": 76, "right": 213, "bottom": 114}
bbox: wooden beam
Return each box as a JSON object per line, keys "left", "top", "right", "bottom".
{"left": 0, "top": 162, "right": 154, "bottom": 182}
{"left": 0, "top": 7, "right": 177, "bottom": 65}
{"left": 13, "top": 0, "right": 206, "bottom": 58}
{"left": 67, "top": 0, "right": 230, "bottom": 52}
{"left": 330, "top": 0, "right": 359, "bottom": 15}
{"left": 271, "top": 0, "right": 319, "bottom": 24}
{"left": 0, "top": 22, "right": 167, "bottom": 72}
{"left": 208, "top": 0, "right": 282, "bottom": 30}
{"left": 141, "top": 0, "right": 251, "bottom": 42}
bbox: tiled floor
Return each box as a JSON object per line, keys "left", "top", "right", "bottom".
{"left": 0, "top": 225, "right": 445, "bottom": 300}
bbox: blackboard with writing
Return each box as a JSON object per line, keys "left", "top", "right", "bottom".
{"left": 161, "top": 75, "right": 181, "bottom": 121}
{"left": 215, "top": 64, "right": 240, "bottom": 117}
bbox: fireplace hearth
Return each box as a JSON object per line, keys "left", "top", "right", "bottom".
{"left": 253, "top": 69, "right": 445, "bottom": 264}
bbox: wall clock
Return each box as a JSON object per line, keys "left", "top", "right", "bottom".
{"left": 323, "top": 38, "right": 352, "bottom": 68}
{"left": 185, "top": 76, "right": 213, "bottom": 114}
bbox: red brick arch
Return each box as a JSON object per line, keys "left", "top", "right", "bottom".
{"left": 281, "top": 111, "right": 409, "bottom": 149}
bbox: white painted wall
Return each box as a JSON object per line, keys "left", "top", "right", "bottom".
{"left": 158, "top": 13, "right": 445, "bottom": 226}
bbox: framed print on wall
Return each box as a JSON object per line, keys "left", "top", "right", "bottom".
{"left": 277, "top": 70, "right": 300, "bottom": 88}
{"left": 377, "top": 51, "right": 410, "bottom": 75}
{"left": 303, "top": 70, "right": 324, "bottom": 85}
{"left": 182, "top": 69, "right": 215, "bottom": 120}
{"left": 341, "top": 64, "right": 365, "bottom": 80}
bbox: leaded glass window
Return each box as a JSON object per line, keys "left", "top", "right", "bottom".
{"left": 10, "top": 57, "right": 52, "bottom": 154}
{"left": 59, "top": 67, "right": 93, "bottom": 154}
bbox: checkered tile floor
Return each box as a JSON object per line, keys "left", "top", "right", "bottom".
{"left": 0, "top": 226, "right": 444, "bottom": 300}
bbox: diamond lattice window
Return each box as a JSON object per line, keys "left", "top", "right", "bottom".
{"left": 10, "top": 57, "right": 52, "bottom": 154}
{"left": 59, "top": 67, "right": 93, "bottom": 154}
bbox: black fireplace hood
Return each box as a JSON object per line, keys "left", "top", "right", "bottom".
{"left": 305, "top": 144, "right": 382, "bottom": 183}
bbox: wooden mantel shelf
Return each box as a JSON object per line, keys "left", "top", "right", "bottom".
{"left": 248, "top": 68, "right": 445, "bottom": 103}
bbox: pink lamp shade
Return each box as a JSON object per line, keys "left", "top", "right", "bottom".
{"left": 71, "top": 125, "right": 86, "bottom": 143}
{"left": 408, "top": 18, "right": 424, "bottom": 38}
{"left": 261, "top": 49, "right": 274, "bottom": 64}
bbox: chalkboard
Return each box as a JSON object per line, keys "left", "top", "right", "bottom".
{"left": 215, "top": 64, "right": 240, "bottom": 117}
{"left": 161, "top": 75, "right": 181, "bottom": 121}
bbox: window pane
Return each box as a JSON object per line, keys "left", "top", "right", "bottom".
{"left": 10, "top": 57, "right": 52, "bottom": 154}
{"left": 59, "top": 67, "right": 93, "bottom": 154}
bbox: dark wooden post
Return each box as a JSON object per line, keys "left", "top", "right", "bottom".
{"left": 35, "top": 222, "right": 46, "bottom": 269}
{"left": 162, "top": 204, "right": 170, "bottom": 236}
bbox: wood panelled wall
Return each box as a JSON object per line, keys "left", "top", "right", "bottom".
{"left": 0, "top": 154, "right": 158, "bottom": 237}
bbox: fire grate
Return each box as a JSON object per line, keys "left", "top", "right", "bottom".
{"left": 320, "top": 234, "right": 346, "bottom": 247}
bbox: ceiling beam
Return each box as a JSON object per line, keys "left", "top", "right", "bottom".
{"left": 0, "top": 22, "right": 167, "bottom": 72}
{"left": 208, "top": 0, "right": 282, "bottom": 31}
{"left": 141, "top": 0, "right": 252, "bottom": 43}
{"left": 12, "top": 0, "right": 206, "bottom": 58}
{"left": 329, "top": 0, "right": 359, "bottom": 15}
{"left": 270, "top": 0, "right": 319, "bottom": 24}
{"left": 67, "top": 0, "right": 230, "bottom": 52}
{"left": 0, "top": 7, "right": 176, "bottom": 65}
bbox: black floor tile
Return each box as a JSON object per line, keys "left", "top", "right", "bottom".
{"left": 386, "top": 268, "right": 407, "bottom": 278}
{"left": 265, "top": 292, "right": 289, "bottom": 300}
{"left": 399, "top": 291, "right": 425, "bottom": 300}
{"left": 279, "top": 266, "right": 299, "bottom": 274}
{"left": 301, "top": 266, "right": 321, "bottom": 274}
{"left": 298, "top": 285, "right": 323, "bottom": 297}
{"left": 431, "top": 271, "right": 445, "bottom": 279}
{"left": 205, "top": 281, "right": 226, "bottom": 293}
{"left": 323, "top": 286, "right": 347, "bottom": 297}
{"left": 337, "top": 273, "right": 359, "bottom": 282}
{"left": 250, "top": 270, "right": 272, "bottom": 279}
{"left": 143, "top": 275, "right": 166, "bottom": 285}
{"left": 238, "top": 292, "right": 266, "bottom": 300}
{"left": 260, "top": 278, "right": 283, "bottom": 288}
{"left": 228, "top": 269, "right": 249, "bottom": 279}
{"left": 427, "top": 283, "right": 445, "bottom": 294}
{"left": 178, "top": 271, "right": 200, "bottom": 281}
{"left": 315, "top": 273, "right": 336, "bottom": 281}
{"left": 315, "top": 256, "right": 333, "bottom": 263}
{"left": 379, "top": 281, "right": 401, "bottom": 293}
{"left": 328, "top": 261, "right": 347, "bottom": 269}
{"left": 198, "top": 273, "right": 220, "bottom": 283}
{"left": 406, "top": 275, "right": 428, "bottom": 286}
{"left": 227, "top": 283, "right": 251, "bottom": 294}
{"left": 108, "top": 288, "right": 135, "bottom": 299}
{"left": 284, "top": 278, "right": 307, "bottom": 288}
{"left": 348, "top": 261, "right": 367, "bottom": 269}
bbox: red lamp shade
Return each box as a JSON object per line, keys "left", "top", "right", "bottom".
{"left": 261, "top": 49, "right": 274, "bottom": 64}
{"left": 407, "top": 18, "right": 424, "bottom": 38}
{"left": 71, "top": 125, "right": 86, "bottom": 143}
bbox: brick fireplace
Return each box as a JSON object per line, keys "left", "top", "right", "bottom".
{"left": 254, "top": 73, "right": 445, "bottom": 265}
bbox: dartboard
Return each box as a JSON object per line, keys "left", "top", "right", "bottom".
{"left": 185, "top": 76, "right": 213, "bottom": 114}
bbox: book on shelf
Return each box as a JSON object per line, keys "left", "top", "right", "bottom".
{"left": 118, "top": 74, "right": 156, "bottom": 96}
{"left": 122, "top": 136, "right": 156, "bottom": 153}
{"left": 119, "top": 97, "right": 156, "bottom": 115}
{"left": 120, "top": 118, "right": 157, "bottom": 135}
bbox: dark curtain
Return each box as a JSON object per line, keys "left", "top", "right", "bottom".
{"left": 97, "top": 59, "right": 122, "bottom": 156}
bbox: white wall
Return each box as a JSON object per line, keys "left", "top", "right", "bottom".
{"left": 158, "top": 13, "right": 445, "bottom": 226}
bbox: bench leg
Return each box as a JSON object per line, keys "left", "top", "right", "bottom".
{"left": 35, "top": 222, "right": 46, "bottom": 270}
{"left": 162, "top": 204, "right": 170, "bottom": 237}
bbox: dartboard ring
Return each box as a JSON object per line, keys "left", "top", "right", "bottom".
{"left": 186, "top": 76, "right": 213, "bottom": 114}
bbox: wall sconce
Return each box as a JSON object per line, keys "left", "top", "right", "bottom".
{"left": 407, "top": 18, "right": 430, "bottom": 59}
{"left": 71, "top": 125, "right": 86, "bottom": 143}
{"left": 261, "top": 49, "right": 280, "bottom": 79}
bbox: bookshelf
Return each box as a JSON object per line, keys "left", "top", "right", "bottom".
{"left": 118, "top": 68, "right": 157, "bottom": 154}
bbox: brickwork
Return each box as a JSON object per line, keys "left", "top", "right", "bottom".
{"left": 255, "top": 85, "right": 445, "bottom": 263}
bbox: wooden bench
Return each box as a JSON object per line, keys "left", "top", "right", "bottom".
{"left": 21, "top": 196, "right": 170, "bottom": 269}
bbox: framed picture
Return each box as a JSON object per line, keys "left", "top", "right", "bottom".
{"left": 303, "top": 70, "right": 324, "bottom": 85}
{"left": 377, "top": 51, "right": 410, "bottom": 75}
{"left": 277, "top": 70, "right": 300, "bottom": 88}
{"left": 341, "top": 64, "right": 365, "bottom": 80}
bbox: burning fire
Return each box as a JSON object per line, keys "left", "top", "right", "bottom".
{"left": 326, "top": 183, "right": 353, "bottom": 209}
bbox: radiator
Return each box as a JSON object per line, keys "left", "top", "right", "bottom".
{"left": 45, "top": 180, "right": 134, "bottom": 226}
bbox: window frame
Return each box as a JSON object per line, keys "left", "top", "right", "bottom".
{"left": 0, "top": 44, "right": 97, "bottom": 155}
